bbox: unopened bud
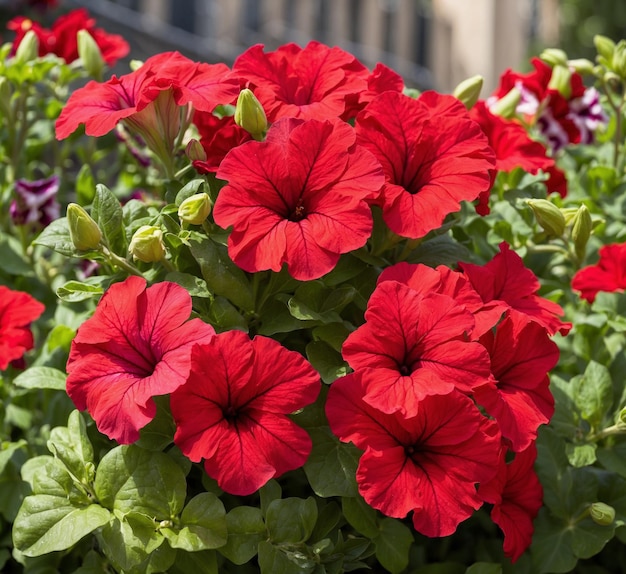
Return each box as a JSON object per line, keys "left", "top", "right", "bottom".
{"left": 67, "top": 203, "right": 102, "bottom": 251}
{"left": 178, "top": 192, "right": 212, "bottom": 225}
{"left": 234, "top": 88, "right": 267, "bottom": 141}
{"left": 571, "top": 204, "right": 592, "bottom": 260}
{"left": 527, "top": 199, "right": 566, "bottom": 237}
{"left": 541, "top": 48, "right": 569, "bottom": 67}
{"left": 567, "top": 58, "right": 595, "bottom": 75}
{"left": 548, "top": 64, "right": 572, "bottom": 99}
{"left": 14, "top": 29, "right": 39, "bottom": 64}
{"left": 185, "top": 139, "right": 207, "bottom": 163}
{"left": 618, "top": 406, "right": 626, "bottom": 426}
{"left": 453, "top": 75, "right": 483, "bottom": 110}
{"left": 489, "top": 87, "right": 522, "bottom": 119}
{"left": 129, "top": 225, "right": 166, "bottom": 262}
{"left": 77, "top": 29, "right": 105, "bottom": 80}
{"left": 590, "top": 502, "right": 615, "bottom": 526}
{"left": 612, "top": 41, "right": 626, "bottom": 79}
{"left": 604, "top": 71, "right": 622, "bottom": 92}
{"left": 594, "top": 35, "right": 616, "bottom": 61}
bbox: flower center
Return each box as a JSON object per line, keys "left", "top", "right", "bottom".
{"left": 289, "top": 199, "right": 306, "bottom": 221}
{"left": 223, "top": 405, "right": 239, "bottom": 422}
{"left": 398, "top": 363, "right": 411, "bottom": 376}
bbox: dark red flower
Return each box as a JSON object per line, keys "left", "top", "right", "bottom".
{"left": 544, "top": 164, "right": 568, "bottom": 198}
{"left": 572, "top": 242, "right": 626, "bottom": 303}
{"left": 66, "top": 277, "right": 215, "bottom": 444}
{"left": 459, "top": 242, "right": 571, "bottom": 335}
{"left": 326, "top": 373, "right": 501, "bottom": 537}
{"left": 479, "top": 444, "right": 543, "bottom": 562}
{"left": 342, "top": 280, "right": 494, "bottom": 417}
{"left": 474, "top": 311, "right": 558, "bottom": 452}
{"left": 232, "top": 41, "right": 370, "bottom": 122}
{"left": 171, "top": 330, "right": 320, "bottom": 496}
{"left": 0, "top": 286, "right": 45, "bottom": 370}
{"left": 355, "top": 91, "right": 495, "bottom": 239}
{"left": 213, "top": 117, "right": 384, "bottom": 280}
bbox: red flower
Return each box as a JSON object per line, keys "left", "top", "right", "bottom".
{"left": 66, "top": 277, "right": 215, "bottom": 444}
{"left": 326, "top": 373, "right": 501, "bottom": 537}
{"left": 0, "top": 286, "right": 45, "bottom": 370}
{"left": 479, "top": 444, "right": 543, "bottom": 562}
{"left": 232, "top": 41, "right": 370, "bottom": 122}
{"left": 544, "top": 164, "right": 568, "bottom": 198}
{"left": 171, "top": 330, "right": 320, "bottom": 495}
{"left": 342, "top": 280, "right": 494, "bottom": 417}
{"left": 8, "top": 8, "right": 129, "bottom": 65}
{"left": 355, "top": 91, "right": 495, "bottom": 239}
{"left": 572, "top": 242, "right": 626, "bottom": 302}
{"left": 459, "top": 242, "right": 571, "bottom": 335}
{"left": 474, "top": 311, "right": 558, "bottom": 452}
{"left": 213, "top": 117, "right": 384, "bottom": 280}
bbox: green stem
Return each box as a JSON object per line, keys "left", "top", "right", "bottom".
{"left": 588, "top": 422, "right": 626, "bottom": 442}
{"left": 102, "top": 246, "right": 144, "bottom": 277}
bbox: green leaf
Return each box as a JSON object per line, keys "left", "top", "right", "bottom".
{"left": 219, "top": 506, "right": 267, "bottom": 565}
{"left": 94, "top": 444, "right": 186, "bottom": 519}
{"left": 161, "top": 493, "right": 227, "bottom": 551}
{"left": 135, "top": 396, "right": 175, "bottom": 451}
{"left": 0, "top": 440, "right": 26, "bottom": 475}
{"left": 374, "top": 517, "right": 413, "bottom": 574}
{"left": 168, "top": 550, "right": 218, "bottom": 574}
{"left": 566, "top": 443, "right": 598, "bottom": 467}
{"left": 47, "top": 410, "right": 95, "bottom": 485}
{"left": 342, "top": 495, "right": 379, "bottom": 539}
{"left": 0, "top": 232, "right": 32, "bottom": 275}
{"left": 92, "top": 184, "right": 126, "bottom": 255}
{"left": 12, "top": 367, "right": 66, "bottom": 391}
{"left": 45, "top": 324, "right": 75, "bottom": 353}
{"left": 573, "top": 360, "right": 613, "bottom": 428}
{"left": 205, "top": 296, "right": 249, "bottom": 332}
{"left": 175, "top": 178, "right": 207, "bottom": 204}
{"left": 76, "top": 164, "right": 96, "bottom": 205}
{"left": 13, "top": 496, "right": 110, "bottom": 556}
{"left": 305, "top": 341, "right": 349, "bottom": 384}
{"left": 33, "top": 217, "right": 74, "bottom": 256}
{"left": 259, "top": 479, "right": 282, "bottom": 516}
{"left": 257, "top": 540, "right": 316, "bottom": 574}
{"left": 303, "top": 427, "right": 359, "bottom": 497}
{"left": 465, "top": 564, "right": 502, "bottom": 574}
{"left": 266, "top": 497, "right": 318, "bottom": 544}
{"left": 165, "top": 271, "right": 212, "bottom": 298}
{"left": 56, "top": 281, "right": 104, "bottom": 303}
{"left": 531, "top": 509, "right": 578, "bottom": 574}
{"left": 597, "top": 442, "right": 626, "bottom": 477}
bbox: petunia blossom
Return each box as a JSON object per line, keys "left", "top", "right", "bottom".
{"left": 571, "top": 242, "right": 626, "bottom": 303}
{"left": 473, "top": 310, "right": 559, "bottom": 452}
{"left": 479, "top": 444, "right": 543, "bottom": 562}
{"left": 213, "top": 117, "right": 385, "bottom": 280}
{"left": 66, "top": 276, "right": 215, "bottom": 444}
{"left": 341, "top": 280, "right": 494, "bottom": 417}
{"left": 355, "top": 91, "right": 495, "bottom": 239}
{"left": 10, "top": 174, "right": 60, "bottom": 228}
{"left": 326, "top": 373, "right": 501, "bottom": 537}
{"left": 0, "top": 286, "right": 45, "bottom": 370}
{"left": 171, "top": 330, "right": 320, "bottom": 496}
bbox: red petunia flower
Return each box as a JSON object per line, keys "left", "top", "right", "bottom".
{"left": 544, "top": 163, "right": 568, "bottom": 198}
{"left": 473, "top": 310, "right": 559, "bottom": 452}
{"left": 171, "top": 330, "right": 320, "bottom": 496}
{"left": 8, "top": 8, "right": 129, "bottom": 65}
{"left": 459, "top": 242, "right": 571, "bottom": 335}
{"left": 213, "top": 117, "right": 384, "bottom": 280}
{"left": 342, "top": 280, "right": 494, "bottom": 417}
{"left": 326, "top": 373, "right": 501, "bottom": 537}
{"left": 479, "top": 444, "right": 543, "bottom": 562}
{"left": 355, "top": 91, "right": 495, "bottom": 239}
{"left": 232, "top": 41, "right": 370, "bottom": 122}
{"left": 66, "top": 276, "right": 215, "bottom": 444}
{"left": 572, "top": 242, "right": 626, "bottom": 303}
{"left": 0, "top": 286, "right": 45, "bottom": 370}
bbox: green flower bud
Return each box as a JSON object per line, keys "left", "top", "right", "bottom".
{"left": 571, "top": 204, "right": 592, "bottom": 260}
{"left": 594, "top": 35, "right": 616, "bottom": 61}
{"left": 185, "top": 138, "right": 207, "bottom": 163}
{"left": 540, "top": 48, "right": 568, "bottom": 67}
{"left": 129, "top": 225, "right": 166, "bottom": 262}
{"left": 178, "top": 192, "right": 212, "bottom": 225}
{"left": 490, "top": 87, "right": 522, "bottom": 119}
{"left": 77, "top": 29, "right": 105, "bottom": 80}
{"left": 612, "top": 41, "right": 626, "bottom": 79}
{"left": 234, "top": 88, "right": 267, "bottom": 141}
{"left": 67, "top": 203, "right": 102, "bottom": 251}
{"left": 618, "top": 406, "right": 626, "bottom": 426}
{"left": 548, "top": 64, "right": 572, "bottom": 99}
{"left": 453, "top": 75, "right": 483, "bottom": 110}
{"left": 603, "top": 71, "right": 622, "bottom": 92}
{"left": 14, "top": 29, "right": 39, "bottom": 64}
{"left": 567, "top": 58, "right": 595, "bottom": 75}
{"left": 527, "top": 199, "right": 566, "bottom": 237}
{"left": 590, "top": 502, "right": 615, "bottom": 526}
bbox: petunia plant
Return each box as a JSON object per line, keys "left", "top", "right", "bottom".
{"left": 4, "top": 6, "right": 626, "bottom": 574}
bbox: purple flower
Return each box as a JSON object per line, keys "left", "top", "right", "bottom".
{"left": 568, "top": 87, "right": 609, "bottom": 145}
{"left": 10, "top": 175, "right": 61, "bottom": 228}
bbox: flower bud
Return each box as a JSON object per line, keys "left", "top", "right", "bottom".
{"left": 548, "top": 64, "right": 572, "bottom": 99}
{"left": 571, "top": 204, "right": 592, "bottom": 260}
{"left": 453, "top": 75, "right": 483, "bottom": 110}
{"left": 527, "top": 199, "right": 566, "bottom": 237}
{"left": 590, "top": 502, "right": 615, "bottom": 526}
{"left": 541, "top": 48, "right": 569, "bottom": 67}
{"left": 594, "top": 35, "right": 616, "bottom": 61}
{"left": 14, "top": 29, "right": 39, "bottom": 64}
{"left": 612, "top": 41, "right": 626, "bottom": 79}
{"left": 178, "top": 192, "right": 212, "bottom": 225}
{"left": 567, "top": 58, "right": 595, "bottom": 75}
{"left": 185, "top": 138, "right": 207, "bottom": 163}
{"left": 129, "top": 225, "right": 166, "bottom": 262}
{"left": 67, "top": 203, "right": 102, "bottom": 251}
{"left": 489, "top": 87, "right": 522, "bottom": 119}
{"left": 618, "top": 406, "right": 626, "bottom": 426}
{"left": 77, "top": 29, "right": 105, "bottom": 80}
{"left": 234, "top": 88, "right": 267, "bottom": 141}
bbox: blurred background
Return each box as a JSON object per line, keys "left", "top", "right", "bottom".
{"left": 6, "top": 0, "right": 626, "bottom": 93}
